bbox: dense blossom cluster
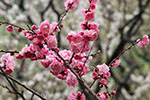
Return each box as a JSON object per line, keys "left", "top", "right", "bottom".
{"left": 0, "top": 53, "right": 15, "bottom": 75}
{"left": 0, "top": 0, "right": 150, "bottom": 100}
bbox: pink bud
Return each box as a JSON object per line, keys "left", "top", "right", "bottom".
{"left": 32, "top": 25, "right": 37, "bottom": 30}
{"left": 17, "top": 28, "right": 22, "bottom": 32}
{"left": 111, "top": 91, "right": 116, "bottom": 95}
{"left": 99, "top": 84, "right": 103, "bottom": 88}
{"left": 101, "top": 79, "right": 107, "bottom": 85}
{"left": 111, "top": 59, "right": 120, "bottom": 67}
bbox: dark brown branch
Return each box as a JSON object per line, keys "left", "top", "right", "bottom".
{"left": 40, "top": 0, "right": 53, "bottom": 21}
{"left": 0, "top": 72, "right": 47, "bottom": 100}
{"left": 0, "top": 67, "right": 26, "bottom": 100}
{"left": 0, "top": 49, "right": 19, "bottom": 53}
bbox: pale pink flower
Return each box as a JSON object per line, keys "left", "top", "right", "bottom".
{"left": 67, "top": 31, "right": 82, "bottom": 43}
{"left": 74, "top": 0, "right": 79, "bottom": 4}
{"left": 40, "top": 20, "right": 50, "bottom": 34}
{"left": 96, "top": 64, "right": 109, "bottom": 75}
{"left": 40, "top": 55, "right": 53, "bottom": 68}
{"left": 64, "top": 0, "right": 76, "bottom": 11}
{"left": 0, "top": 53, "right": 15, "bottom": 75}
{"left": 66, "top": 70, "right": 78, "bottom": 87}
{"left": 137, "top": 35, "right": 149, "bottom": 48}
{"left": 51, "top": 22, "right": 60, "bottom": 32}
{"left": 81, "top": 9, "right": 89, "bottom": 16}
{"left": 50, "top": 61, "right": 64, "bottom": 75}
{"left": 47, "top": 35, "right": 57, "bottom": 49}
{"left": 111, "top": 59, "right": 120, "bottom": 67}
{"left": 83, "top": 30, "right": 98, "bottom": 41}
{"left": 6, "top": 25, "right": 14, "bottom": 32}
{"left": 70, "top": 41, "right": 89, "bottom": 53}
{"left": 59, "top": 50, "right": 72, "bottom": 61}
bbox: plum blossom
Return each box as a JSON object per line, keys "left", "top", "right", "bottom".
{"left": 39, "top": 20, "right": 50, "bottom": 34}
{"left": 111, "top": 59, "right": 120, "bottom": 67}
{"left": 96, "top": 64, "right": 110, "bottom": 75}
{"left": 67, "top": 92, "right": 85, "bottom": 100}
{"left": 67, "top": 31, "right": 82, "bottom": 43}
{"left": 50, "top": 61, "right": 64, "bottom": 75}
{"left": 89, "top": 3, "right": 96, "bottom": 10}
{"left": 0, "top": 53, "right": 15, "bottom": 75}
{"left": 97, "top": 92, "right": 108, "bottom": 100}
{"left": 66, "top": 70, "right": 78, "bottom": 87}
{"left": 51, "top": 22, "right": 60, "bottom": 32}
{"left": 84, "top": 11, "right": 95, "bottom": 21}
{"left": 137, "top": 35, "right": 149, "bottom": 48}
{"left": 83, "top": 30, "right": 98, "bottom": 41}
{"left": 47, "top": 35, "right": 57, "bottom": 49}
{"left": 64, "top": 0, "right": 76, "bottom": 11}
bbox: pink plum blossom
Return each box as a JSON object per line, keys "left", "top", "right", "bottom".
{"left": 89, "top": 3, "right": 96, "bottom": 10}
{"left": 67, "top": 31, "right": 82, "bottom": 43}
{"left": 50, "top": 61, "right": 64, "bottom": 75}
{"left": 88, "top": 22, "right": 99, "bottom": 32}
{"left": 74, "top": 0, "right": 79, "bottom": 4}
{"left": 81, "top": 21, "right": 88, "bottom": 30}
{"left": 0, "top": 53, "right": 15, "bottom": 75}
{"left": 59, "top": 50, "right": 72, "bottom": 61}
{"left": 83, "top": 30, "right": 98, "bottom": 41}
{"left": 51, "top": 22, "right": 60, "bottom": 32}
{"left": 40, "top": 20, "right": 50, "bottom": 34}
{"left": 137, "top": 35, "right": 149, "bottom": 48}
{"left": 97, "top": 92, "right": 108, "bottom": 100}
{"left": 66, "top": 70, "right": 78, "bottom": 87}
{"left": 47, "top": 35, "right": 57, "bottom": 49}
{"left": 84, "top": 11, "right": 95, "bottom": 21}
{"left": 67, "top": 92, "right": 85, "bottom": 100}
{"left": 64, "top": 0, "right": 76, "bottom": 11}
{"left": 96, "top": 64, "right": 109, "bottom": 75}
{"left": 111, "top": 59, "right": 120, "bottom": 67}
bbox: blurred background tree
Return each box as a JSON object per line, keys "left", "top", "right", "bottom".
{"left": 0, "top": 0, "right": 150, "bottom": 100}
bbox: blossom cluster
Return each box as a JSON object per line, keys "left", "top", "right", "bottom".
{"left": 0, "top": 53, "right": 15, "bottom": 75}
{"left": 0, "top": 0, "right": 149, "bottom": 100}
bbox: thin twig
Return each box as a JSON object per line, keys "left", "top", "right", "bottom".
{"left": 0, "top": 72, "right": 47, "bottom": 100}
